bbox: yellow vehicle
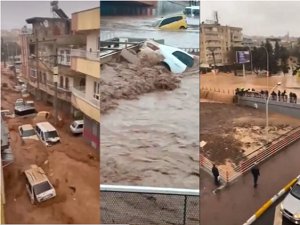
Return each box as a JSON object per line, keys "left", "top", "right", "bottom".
{"left": 153, "top": 15, "right": 188, "bottom": 30}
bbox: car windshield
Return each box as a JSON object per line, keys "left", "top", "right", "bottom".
{"left": 172, "top": 51, "right": 194, "bottom": 67}
{"left": 291, "top": 183, "right": 300, "bottom": 200}
{"left": 22, "top": 129, "right": 36, "bottom": 137}
{"left": 153, "top": 19, "right": 162, "bottom": 27}
{"left": 45, "top": 131, "right": 58, "bottom": 139}
{"left": 33, "top": 181, "right": 52, "bottom": 195}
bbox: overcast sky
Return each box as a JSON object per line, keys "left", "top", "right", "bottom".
{"left": 1, "top": 1, "right": 99, "bottom": 30}
{"left": 201, "top": 1, "right": 300, "bottom": 37}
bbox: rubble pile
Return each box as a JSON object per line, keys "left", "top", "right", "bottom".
{"left": 101, "top": 55, "right": 181, "bottom": 114}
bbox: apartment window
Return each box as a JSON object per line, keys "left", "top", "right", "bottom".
{"left": 43, "top": 72, "right": 46, "bottom": 84}
{"left": 66, "top": 55, "right": 70, "bottom": 63}
{"left": 60, "top": 76, "right": 63, "bottom": 88}
{"left": 30, "top": 69, "right": 37, "bottom": 78}
{"left": 93, "top": 81, "right": 100, "bottom": 100}
{"left": 65, "top": 77, "right": 69, "bottom": 90}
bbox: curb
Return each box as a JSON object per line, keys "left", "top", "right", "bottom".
{"left": 243, "top": 174, "right": 300, "bottom": 225}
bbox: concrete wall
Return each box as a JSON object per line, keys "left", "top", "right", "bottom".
{"left": 86, "top": 31, "right": 99, "bottom": 52}
{"left": 237, "top": 96, "right": 300, "bottom": 119}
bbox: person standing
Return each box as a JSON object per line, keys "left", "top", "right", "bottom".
{"left": 251, "top": 163, "right": 260, "bottom": 188}
{"left": 212, "top": 164, "right": 220, "bottom": 186}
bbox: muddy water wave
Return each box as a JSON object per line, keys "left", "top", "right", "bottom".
{"left": 101, "top": 74, "right": 199, "bottom": 189}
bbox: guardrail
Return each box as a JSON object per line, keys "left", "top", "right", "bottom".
{"left": 200, "top": 126, "right": 300, "bottom": 183}
{"left": 100, "top": 185, "right": 199, "bottom": 225}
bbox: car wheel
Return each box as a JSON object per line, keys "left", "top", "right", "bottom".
{"left": 161, "top": 62, "right": 171, "bottom": 71}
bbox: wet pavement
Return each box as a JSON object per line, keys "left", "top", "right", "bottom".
{"left": 200, "top": 139, "right": 300, "bottom": 225}
{"left": 101, "top": 74, "right": 199, "bottom": 189}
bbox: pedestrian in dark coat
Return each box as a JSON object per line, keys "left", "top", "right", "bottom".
{"left": 278, "top": 90, "right": 281, "bottom": 101}
{"left": 212, "top": 164, "right": 220, "bottom": 186}
{"left": 251, "top": 163, "right": 260, "bottom": 188}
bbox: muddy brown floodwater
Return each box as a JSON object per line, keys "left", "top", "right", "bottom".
{"left": 101, "top": 73, "right": 199, "bottom": 189}
{"left": 1, "top": 68, "right": 100, "bottom": 224}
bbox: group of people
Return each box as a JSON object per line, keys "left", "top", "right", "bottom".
{"left": 212, "top": 163, "right": 260, "bottom": 188}
{"left": 235, "top": 88, "right": 298, "bottom": 104}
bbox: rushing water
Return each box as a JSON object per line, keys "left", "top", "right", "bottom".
{"left": 101, "top": 74, "right": 199, "bottom": 189}
{"left": 101, "top": 16, "right": 199, "bottom": 48}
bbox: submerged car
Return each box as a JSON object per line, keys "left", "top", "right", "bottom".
{"left": 281, "top": 180, "right": 300, "bottom": 224}
{"left": 153, "top": 15, "right": 187, "bottom": 30}
{"left": 24, "top": 165, "right": 56, "bottom": 204}
{"left": 18, "top": 124, "right": 39, "bottom": 141}
{"left": 35, "top": 122, "right": 60, "bottom": 146}
{"left": 70, "top": 120, "right": 84, "bottom": 134}
{"left": 142, "top": 40, "right": 194, "bottom": 74}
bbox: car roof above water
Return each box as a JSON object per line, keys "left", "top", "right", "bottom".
{"left": 24, "top": 165, "right": 49, "bottom": 186}
{"left": 36, "top": 122, "right": 56, "bottom": 132}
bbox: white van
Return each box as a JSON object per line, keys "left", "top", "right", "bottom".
{"left": 35, "top": 122, "right": 60, "bottom": 146}
{"left": 24, "top": 165, "right": 56, "bottom": 204}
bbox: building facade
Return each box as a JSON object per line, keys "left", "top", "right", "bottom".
{"left": 20, "top": 8, "right": 100, "bottom": 150}
{"left": 200, "top": 23, "right": 243, "bottom": 66}
{"left": 71, "top": 7, "right": 100, "bottom": 150}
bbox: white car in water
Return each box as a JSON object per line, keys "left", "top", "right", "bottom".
{"left": 18, "top": 124, "right": 39, "bottom": 141}
{"left": 142, "top": 40, "right": 194, "bottom": 74}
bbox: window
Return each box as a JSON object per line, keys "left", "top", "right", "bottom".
{"left": 66, "top": 55, "right": 70, "bottom": 63}
{"left": 172, "top": 51, "right": 194, "bottom": 67}
{"left": 30, "top": 69, "right": 37, "bottom": 78}
{"left": 43, "top": 73, "right": 46, "bottom": 84}
{"left": 65, "top": 77, "right": 69, "bottom": 90}
{"left": 60, "top": 76, "right": 63, "bottom": 88}
{"left": 93, "top": 81, "right": 100, "bottom": 100}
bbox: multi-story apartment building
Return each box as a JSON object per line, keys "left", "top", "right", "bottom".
{"left": 70, "top": 7, "right": 100, "bottom": 150}
{"left": 20, "top": 7, "right": 100, "bottom": 150}
{"left": 200, "top": 22, "right": 243, "bottom": 66}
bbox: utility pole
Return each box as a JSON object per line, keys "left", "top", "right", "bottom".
{"left": 53, "top": 46, "right": 58, "bottom": 124}
{"left": 35, "top": 32, "right": 40, "bottom": 100}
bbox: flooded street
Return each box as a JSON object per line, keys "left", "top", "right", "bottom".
{"left": 101, "top": 16, "right": 199, "bottom": 48}
{"left": 100, "top": 16, "right": 199, "bottom": 189}
{"left": 101, "top": 74, "right": 199, "bottom": 189}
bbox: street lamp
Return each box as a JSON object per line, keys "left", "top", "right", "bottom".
{"left": 261, "top": 45, "right": 269, "bottom": 89}
{"left": 266, "top": 82, "right": 281, "bottom": 147}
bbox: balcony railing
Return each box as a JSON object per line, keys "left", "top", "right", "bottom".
{"left": 72, "top": 86, "right": 100, "bottom": 109}
{"left": 71, "top": 49, "right": 100, "bottom": 61}
{"left": 100, "top": 185, "right": 199, "bottom": 225}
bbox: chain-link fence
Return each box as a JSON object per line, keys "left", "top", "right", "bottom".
{"left": 100, "top": 185, "right": 199, "bottom": 225}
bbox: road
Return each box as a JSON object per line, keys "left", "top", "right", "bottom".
{"left": 200, "top": 139, "right": 300, "bottom": 225}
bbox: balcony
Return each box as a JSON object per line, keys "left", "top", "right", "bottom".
{"left": 71, "top": 86, "right": 100, "bottom": 123}
{"left": 71, "top": 49, "right": 100, "bottom": 62}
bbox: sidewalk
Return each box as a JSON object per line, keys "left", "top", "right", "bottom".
{"left": 200, "top": 140, "right": 300, "bottom": 225}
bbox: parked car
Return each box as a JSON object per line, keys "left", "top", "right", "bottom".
{"left": 70, "top": 120, "right": 84, "bottom": 134}
{"left": 18, "top": 124, "right": 39, "bottom": 141}
{"left": 24, "top": 165, "right": 56, "bottom": 204}
{"left": 35, "top": 122, "right": 60, "bottom": 146}
{"left": 281, "top": 179, "right": 300, "bottom": 223}
{"left": 1, "top": 109, "right": 15, "bottom": 119}
{"left": 153, "top": 15, "right": 187, "bottom": 30}
{"left": 142, "top": 40, "right": 194, "bottom": 74}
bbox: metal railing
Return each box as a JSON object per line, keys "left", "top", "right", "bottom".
{"left": 71, "top": 49, "right": 100, "bottom": 61}
{"left": 200, "top": 126, "right": 300, "bottom": 183}
{"left": 100, "top": 185, "right": 199, "bottom": 225}
{"left": 72, "top": 86, "right": 100, "bottom": 109}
